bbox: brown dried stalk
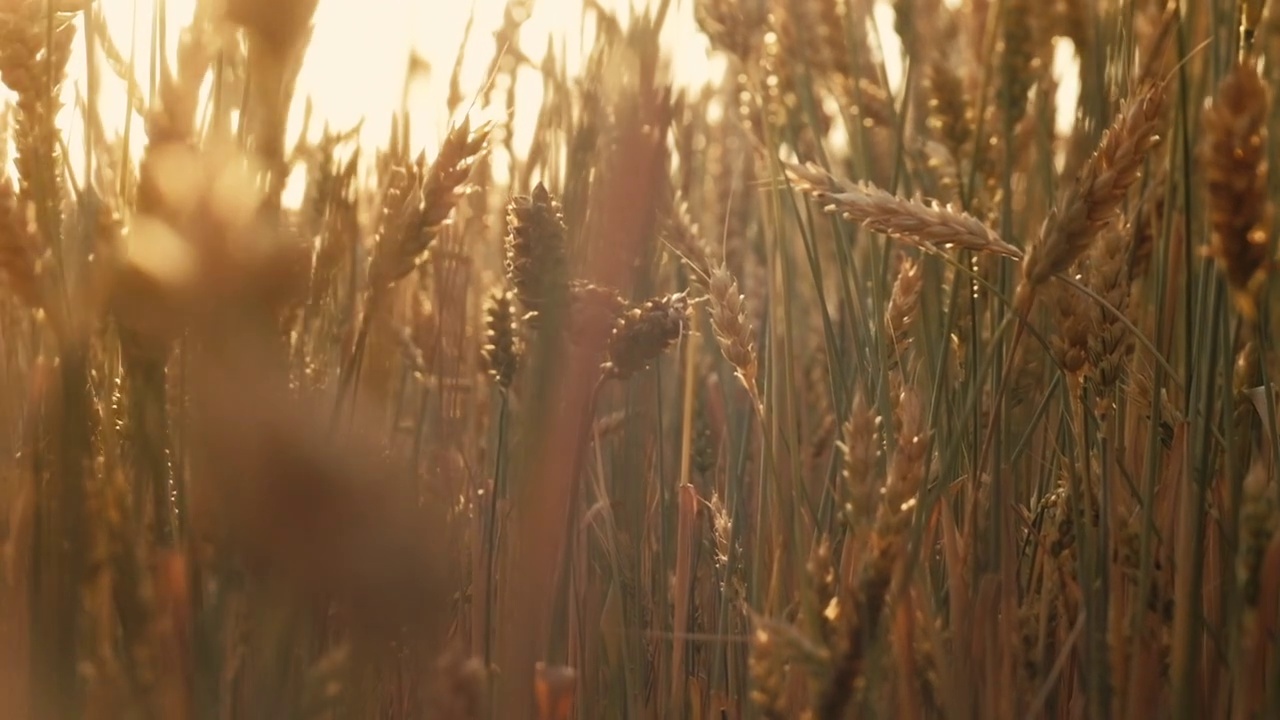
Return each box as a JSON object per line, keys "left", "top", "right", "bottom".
{"left": 1017, "top": 79, "right": 1166, "bottom": 310}
{"left": 1202, "top": 60, "right": 1272, "bottom": 320}
{"left": 785, "top": 161, "right": 1022, "bottom": 258}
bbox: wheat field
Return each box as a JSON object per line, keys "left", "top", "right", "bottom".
{"left": 1, "top": 0, "right": 1279, "bottom": 718}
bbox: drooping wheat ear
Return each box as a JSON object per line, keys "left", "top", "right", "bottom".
{"left": 481, "top": 288, "right": 521, "bottom": 390}
{"left": 368, "top": 120, "right": 490, "bottom": 294}
{"left": 707, "top": 264, "right": 758, "bottom": 400}
{"left": 665, "top": 189, "right": 714, "bottom": 291}
{"left": 504, "top": 183, "right": 570, "bottom": 325}
{"left": 603, "top": 292, "right": 690, "bottom": 380}
{"left": 1202, "top": 61, "right": 1272, "bottom": 321}
{"left": 1016, "top": 79, "right": 1166, "bottom": 312}
{"left": 0, "top": 177, "right": 40, "bottom": 308}
{"left": 785, "top": 161, "right": 1023, "bottom": 258}
{"left": 885, "top": 256, "right": 923, "bottom": 371}
{"left": 1085, "top": 224, "right": 1135, "bottom": 414}
{"left": 567, "top": 279, "right": 626, "bottom": 349}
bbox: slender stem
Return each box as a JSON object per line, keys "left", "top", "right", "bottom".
{"left": 484, "top": 393, "right": 509, "bottom": 669}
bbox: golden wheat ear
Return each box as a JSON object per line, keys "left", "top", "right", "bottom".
{"left": 1016, "top": 78, "right": 1167, "bottom": 313}
{"left": 784, "top": 161, "right": 1021, "bottom": 258}
{"left": 602, "top": 292, "right": 691, "bottom": 380}
{"left": 505, "top": 182, "right": 570, "bottom": 326}
{"left": 1202, "top": 60, "right": 1271, "bottom": 322}
{"left": 481, "top": 287, "right": 522, "bottom": 390}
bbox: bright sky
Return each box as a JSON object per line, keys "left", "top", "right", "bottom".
{"left": 83, "top": 0, "right": 724, "bottom": 156}
{"left": 46, "top": 0, "right": 1077, "bottom": 185}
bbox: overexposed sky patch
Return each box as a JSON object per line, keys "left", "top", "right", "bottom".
{"left": 83, "top": 0, "right": 721, "bottom": 154}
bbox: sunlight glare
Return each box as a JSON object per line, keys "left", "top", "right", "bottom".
{"left": 90, "top": 0, "right": 719, "bottom": 161}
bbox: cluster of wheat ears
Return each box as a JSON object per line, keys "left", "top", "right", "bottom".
{"left": 1, "top": 0, "right": 1280, "bottom": 718}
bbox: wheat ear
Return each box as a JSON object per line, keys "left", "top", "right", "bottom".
{"left": 785, "top": 161, "right": 1022, "bottom": 258}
